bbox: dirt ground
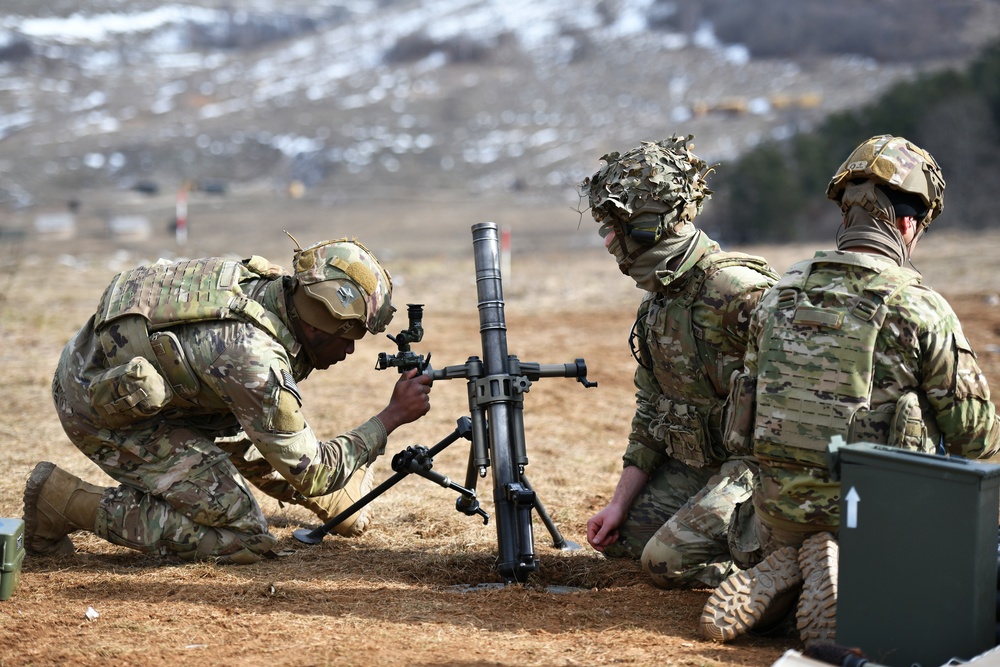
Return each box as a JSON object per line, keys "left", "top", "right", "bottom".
{"left": 1, "top": 195, "right": 999, "bottom": 667}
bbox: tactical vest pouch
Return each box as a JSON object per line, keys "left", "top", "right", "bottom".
{"left": 149, "top": 331, "right": 200, "bottom": 400}
{"left": 847, "top": 405, "right": 893, "bottom": 446}
{"left": 756, "top": 300, "right": 885, "bottom": 453}
{"left": 889, "top": 392, "right": 930, "bottom": 452}
{"left": 723, "top": 372, "right": 757, "bottom": 457}
{"left": 650, "top": 396, "right": 718, "bottom": 468}
{"left": 88, "top": 357, "right": 173, "bottom": 428}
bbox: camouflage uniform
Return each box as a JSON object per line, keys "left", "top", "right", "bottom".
{"left": 582, "top": 137, "right": 778, "bottom": 588}
{"left": 725, "top": 249, "right": 1000, "bottom": 563}
{"left": 51, "top": 252, "right": 391, "bottom": 563}
{"left": 613, "top": 233, "right": 774, "bottom": 587}
{"left": 697, "top": 136, "right": 997, "bottom": 647}
{"left": 721, "top": 135, "right": 1000, "bottom": 566}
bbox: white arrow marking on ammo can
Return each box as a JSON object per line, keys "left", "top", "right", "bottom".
{"left": 845, "top": 487, "right": 860, "bottom": 529}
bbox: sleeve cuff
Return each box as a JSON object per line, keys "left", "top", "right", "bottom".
{"left": 622, "top": 443, "right": 665, "bottom": 475}
{"left": 357, "top": 416, "right": 389, "bottom": 461}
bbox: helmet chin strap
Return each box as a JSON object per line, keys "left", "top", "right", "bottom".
{"left": 284, "top": 279, "right": 323, "bottom": 369}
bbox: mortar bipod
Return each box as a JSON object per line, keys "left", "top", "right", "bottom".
{"left": 292, "top": 417, "right": 479, "bottom": 545}
{"left": 292, "top": 414, "right": 581, "bottom": 555}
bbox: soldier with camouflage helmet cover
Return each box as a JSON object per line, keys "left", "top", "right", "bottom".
{"left": 580, "top": 135, "right": 779, "bottom": 589}
{"left": 21, "top": 236, "right": 433, "bottom": 564}
{"left": 701, "top": 135, "right": 1000, "bottom": 647}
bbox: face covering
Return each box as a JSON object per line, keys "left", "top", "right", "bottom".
{"left": 602, "top": 217, "right": 700, "bottom": 291}
{"left": 835, "top": 181, "right": 910, "bottom": 266}
{"left": 600, "top": 210, "right": 664, "bottom": 269}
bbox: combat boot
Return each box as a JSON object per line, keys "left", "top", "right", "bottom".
{"left": 796, "top": 531, "right": 839, "bottom": 647}
{"left": 22, "top": 461, "right": 106, "bottom": 555}
{"left": 295, "top": 465, "right": 374, "bottom": 537}
{"left": 700, "top": 545, "right": 803, "bottom": 642}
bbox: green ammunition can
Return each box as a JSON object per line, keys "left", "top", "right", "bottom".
{"left": 832, "top": 442, "right": 1000, "bottom": 667}
{"left": 0, "top": 518, "right": 25, "bottom": 601}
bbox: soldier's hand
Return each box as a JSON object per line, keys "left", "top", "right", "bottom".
{"left": 376, "top": 368, "right": 432, "bottom": 434}
{"left": 586, "top": 505, "right": 625, "bottom": 552}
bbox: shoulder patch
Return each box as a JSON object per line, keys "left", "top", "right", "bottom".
{"left": 280, "top": 368, "right": 303, "bottom": 403}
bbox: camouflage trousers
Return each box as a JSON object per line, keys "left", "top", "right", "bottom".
{"left": 640, "top": 459, "right": 756, "bottom": 589}
{"left": 726, "top": 495, "right": 833, "bottom": 570}
{"left": 604, "top": 457, "right": 717, "bottom": 561}
{"left": 53, "top": 379, "right": 276, "bottom": 564}
{"left": 603, "top": 457, "right": 755, "bottom": 588}
{"left": 215, "top": 436, "right": 312, "bottom": 505}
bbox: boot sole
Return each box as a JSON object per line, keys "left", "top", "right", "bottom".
{"left": 700, "top": 546, "right": 803, "bottom": 642}
{"left": 796, "top": 532, "right": 838, "bottom": 646}
{"left": 22, "top": 461, "right": 75, "bottom": 556}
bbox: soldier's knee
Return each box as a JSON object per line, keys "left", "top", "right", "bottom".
{"left": 603, "top": 523, "right": 649, "bottom": 559}
{"left": 642, "top": 542, "right": 735, "bottom": 589}
{"left": 176, "top": 527, "right": 277, "bottom": 564}
{"left": 641, "top": 538, "right": 686, "bottom": 589}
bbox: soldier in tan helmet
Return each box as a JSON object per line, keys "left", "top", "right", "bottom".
{"left": 700, "top": 135, "right": 1000, "bottom": 646}
{"left": 22, "top": 236, "right": 433, "bottom": 564}
{"left": 581, "top": 136, "right": 779, "bottom": 589}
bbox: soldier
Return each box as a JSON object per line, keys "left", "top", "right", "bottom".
{"left": 22, "top": 236, "right": 433, "bottom": 564}
{"left": 700, "top": 135, "right": 1000, "bottom": 645}
{"left": 581, "top": 136, "right": 779, "bottom": 588}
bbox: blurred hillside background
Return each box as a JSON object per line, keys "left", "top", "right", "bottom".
{"left": 2, "top": 0, "right": 1000, "bottom": 257}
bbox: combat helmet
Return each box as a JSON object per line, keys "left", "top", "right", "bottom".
{"left": 826, "top": 135, "right": 946, "bottom": 228}
{"left": 289, "top": 235, "right": 395, "bottom": 339}
{"left": 583, "top": 135, "right": 714, "bottom": 245}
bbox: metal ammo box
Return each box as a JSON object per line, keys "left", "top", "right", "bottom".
{"left": 0, "top": 517, "right": 25, "bottom": 601}
{"left": 832, "top": 441, "right": 1000, "bottom": 667}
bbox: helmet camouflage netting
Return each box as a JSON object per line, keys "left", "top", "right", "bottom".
{"left": 582, "top": 135, "right": 714, "bottom": 236}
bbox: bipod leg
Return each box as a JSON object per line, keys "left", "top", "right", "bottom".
{"left": 520, "top": 474, "right": 581, "bottom": 551}
{"left": 293, "top": 417, "right": 472, "bottom": 544}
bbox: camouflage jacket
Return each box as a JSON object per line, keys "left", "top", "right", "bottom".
{"left": 57, "top": 257, "right": 387, "bottom": 498}
{"left": 623, "top": 234, "right": 778, "bottom": 473}
{"left": 744, "top": 250, "right": 1000, "bottom": 529}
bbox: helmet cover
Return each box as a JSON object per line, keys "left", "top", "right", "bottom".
{"left": 827, "top": 135, "right": 945, "bottom": 227}
{"left": 290, "top": 237, "right": 394, "bottom": 335}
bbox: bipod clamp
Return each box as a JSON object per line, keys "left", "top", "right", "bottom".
{"left": 293, "top": 417, "right": 474, "bottom": 545}
{"left": 391, "top": 445, "right": 488, "bottom": 524}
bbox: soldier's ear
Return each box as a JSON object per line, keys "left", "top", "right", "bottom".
{"left": 897, "top": 216, "right": 916, "bottom": 237}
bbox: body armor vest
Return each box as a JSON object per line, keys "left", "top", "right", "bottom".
{"left": 754, "top": 255, "right": 921, "bottom": 453}
{"left": 92, "top": 256, "right": 295, "bottom": 406}
{"left": 643, "top": 252, "right": 774, "bottom": 467}
{"left": 95, "top": 256, "right": 291, "bottom": 343}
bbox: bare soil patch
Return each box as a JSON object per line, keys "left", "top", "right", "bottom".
{"left": 1, "top": 204, "right": 999, "bottom": 667}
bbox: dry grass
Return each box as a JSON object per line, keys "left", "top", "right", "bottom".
{"left": 1, "top": 202, "right": 999, "bottom": 666}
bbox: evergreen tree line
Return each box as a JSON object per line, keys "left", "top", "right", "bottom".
{"left": 701, "top": 39, "right": 1000, "bottom": 244}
